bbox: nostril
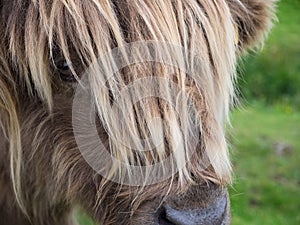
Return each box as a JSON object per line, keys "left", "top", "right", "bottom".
{"left": 159, "top": 192, "right": 228, "bottom": 225}
{"left": 158, "top": 207, "right": 176, "bottom": 225}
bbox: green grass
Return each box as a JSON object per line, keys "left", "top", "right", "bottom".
{"left": 231, "top": 1, "right": 300, "bottom": 223}
{"left": 238, "top": 0, "right": 300, "bottom": 107}
{"left": 229, "top": 103, "right": 300, "bottom": 225}
{"left": 76, "top": 210, "right": 96, "bottom": 225}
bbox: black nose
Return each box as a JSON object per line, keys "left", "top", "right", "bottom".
{"left": 158, "top": 192, "right": 229, "bottom": 225}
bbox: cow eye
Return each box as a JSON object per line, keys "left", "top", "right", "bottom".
{"left": 56, "top": 59, "right": 77, "bottom": 82}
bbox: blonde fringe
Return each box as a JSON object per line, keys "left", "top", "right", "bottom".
{"left": 0, "top": 55, "right": 26, "bottom": 214}
{"left": 4, "top": 0, "right": 244, "bottom": 211}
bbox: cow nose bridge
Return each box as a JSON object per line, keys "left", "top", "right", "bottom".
{"left": 158, "top": 192, "right": 229, "bottom": 225}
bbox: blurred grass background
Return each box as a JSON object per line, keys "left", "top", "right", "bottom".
{"left": 77, "top": 0, "right": 300, "bottom": 224}
{"left": 237, "top": 0, "right": 300, "bottom": 108}
{"left": 230, "top": 0, "right": 300, "bottom": 224}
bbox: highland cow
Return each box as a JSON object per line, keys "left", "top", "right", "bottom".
{"left": 0, "top": 0, "right": 276, "bottom": 225}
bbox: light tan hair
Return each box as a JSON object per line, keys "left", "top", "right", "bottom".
{"left": 1, "top": 0, "right": 276, "bottom": 217}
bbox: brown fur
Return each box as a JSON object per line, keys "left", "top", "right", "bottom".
{"left": 0, "top": 0, "right": 276, "bottom": 224}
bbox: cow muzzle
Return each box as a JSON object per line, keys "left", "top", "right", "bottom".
{"left": 157, "top": 190, "right": 230, "bottom": 225}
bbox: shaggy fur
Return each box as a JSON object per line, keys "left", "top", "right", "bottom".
{"left": 0, "top": 0, "right": 276, "bottom": 224}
